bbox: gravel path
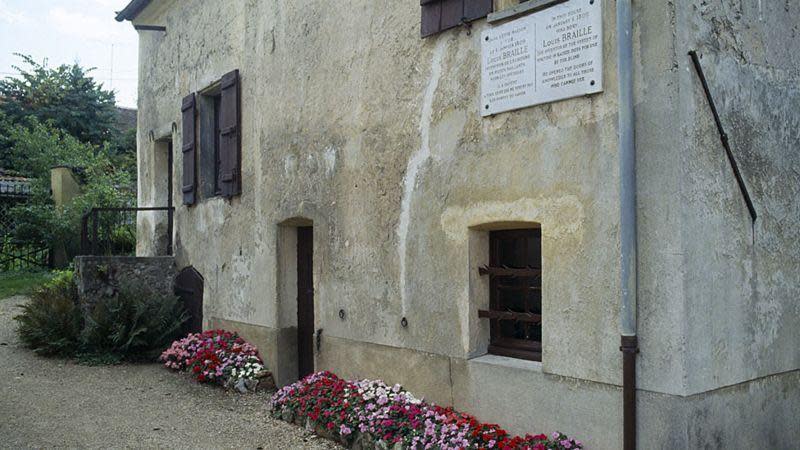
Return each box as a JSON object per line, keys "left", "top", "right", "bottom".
{"left": 0, "top": 295, "right": 342, "bottom": 449}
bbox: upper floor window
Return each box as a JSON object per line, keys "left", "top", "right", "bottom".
{"left": 478, "top": 227, "right": 542, "bottom": 361}
{"left": 181, "top": 69, "right": 241, "bottom": 206}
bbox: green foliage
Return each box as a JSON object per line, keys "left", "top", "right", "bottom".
{"left": 0, "top": 55, "right": 136, "bottom": 264}
{"left": 14, "top": 270, "right": 81, "bottom": 356}
{"left": 0, "top": 111, "right": 15, "bottom": 168}
{"left": 6, "top": 120, "right": 134, "bottom": 257}
{"left": 0, "top": 54, "right": 117, "bottom": 148}
{"left": 48, "top": 269, "right": 77, "bottom": 290}
{"left": 4, "top": 118, "right": 98, "bottom": 179}
{"left": 109, "top": 127, "right": 137, "bottom": 182}
{"left": 109, "top": 225, "right": 136, "bottom": 255}
{"left": 81, "top": 286, "right": 188, "bottom": 361}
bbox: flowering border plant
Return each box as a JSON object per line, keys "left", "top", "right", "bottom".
{"left": 160, "top": 329, "right": 265, "bottom": 386}
{"left": 270, "top": 371, "right": 583, "bottom": 450}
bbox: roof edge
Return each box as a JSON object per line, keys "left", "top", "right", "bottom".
{"left": 115, "top": 0, "right": 152, "bottom": 22}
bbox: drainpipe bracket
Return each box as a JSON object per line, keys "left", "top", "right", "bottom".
{"left": 620, "top": 335, "right": 639, "bottom": 353}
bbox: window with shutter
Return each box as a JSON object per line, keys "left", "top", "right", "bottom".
{"left": 421, "top": 0, "right": 493, "bottom": 38}
{"left": 197, "top": 89, "right": 222, "bottom": 199}
{"left": 218, "top": 69, "right": 241, "bottom": 198}
{"left": 181, "top": 93, "right": 197, "bottom": 206}
{"left": 477, "top": 228, "right": 542, "bottom": 361}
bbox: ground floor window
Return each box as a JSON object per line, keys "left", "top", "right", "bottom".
{"left": 478, "top": 228, "right": 542, "bottom": 361}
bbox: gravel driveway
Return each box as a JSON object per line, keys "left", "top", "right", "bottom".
{"left": 0, "top": 295, "right": 342, "bottom": 449}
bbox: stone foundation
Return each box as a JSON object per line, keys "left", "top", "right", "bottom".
{"left": 211, "top": 317, "right": 800, "bottom": 449}
{"left": 74, "top": 256, "right": 176, "bottom": 317}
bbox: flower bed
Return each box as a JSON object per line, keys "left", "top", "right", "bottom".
{"left": 160, "top": 329, "right": 266, "bottom": 389}
{"left": 270, "top": 371, "right": 583, "bottom": 450}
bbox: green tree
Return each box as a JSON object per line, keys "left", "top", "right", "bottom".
{"left": 0, "top": 54, "right": 118, "bottom": 148}
{"left": 0, "top": 56, "right": 136, "bottom": 264}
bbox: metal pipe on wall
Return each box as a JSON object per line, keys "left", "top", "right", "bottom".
{"left": 617, "top": 0, "right": 639, "bottom": 449}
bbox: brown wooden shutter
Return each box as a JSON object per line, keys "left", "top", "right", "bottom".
{"left": 218, "top": 69, "right": 241, "bottom": 198}
{"left": 464, "top": 0, "right": 493, "bottom": 21}
{"left": 181, "top": 93, "right": 196, "bottom": 206}
{"left": 421, "top": 0, "right": 492, "bottom": 38}
{"left": 440, "top": 0, "right": 465, "bottom": 30}
{"left": 421, "top": 0, "right": 442, "bottom": 37}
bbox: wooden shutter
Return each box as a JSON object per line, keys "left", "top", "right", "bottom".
{"left": 181, "top": 93, "right": 196, "bottom": 206}
{"left": 464, "top": 0, "right": 494, "bottom": 21}
{"left": 421, "top": 0, "right": 442, "bottom": 37}
{"left": 421, "top": 0, "right": 493, "bottom": 38}
{"left": 219, "top": 69, "right": 241, "bottom": 198}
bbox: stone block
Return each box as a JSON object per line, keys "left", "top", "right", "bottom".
{"left": 74, "top": 256, "right": 176, "bottom": 318}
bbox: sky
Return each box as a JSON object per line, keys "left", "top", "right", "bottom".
{"left": 0, "top": 0, "right": 139, "bottom": 108}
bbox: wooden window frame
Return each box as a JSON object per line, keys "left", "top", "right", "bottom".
{"left": 478, "top": 228, "right": 542, "bottom": 361}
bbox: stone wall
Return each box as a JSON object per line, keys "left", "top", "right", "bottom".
{"left": 74, "top": 256, "right": 176, "bottom": 316}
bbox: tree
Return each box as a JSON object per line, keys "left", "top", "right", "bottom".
{"left": 0, "top": 55, "right": 136, "bottom": 265}
{"left": 8, "top": 120, "right": 134, "bottom": 258}
{"left": 0, "top": 54, "right": 118, "bottom": 148}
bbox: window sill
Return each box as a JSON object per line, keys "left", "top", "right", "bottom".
{"left": 487, "top": 0, "right": 567, "bottom": 23}
{"left": 468, "top": 354, "right": 543, "bottom": 373}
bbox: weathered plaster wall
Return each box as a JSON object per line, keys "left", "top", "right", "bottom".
{"left": 132, "top": 0, "right": 799, "bottom": 448}
{"left": 675, "top": 0, "right": 800, "bottom": 395}
{"left": 135, "top": 0, "right": 629, "bottom": 382}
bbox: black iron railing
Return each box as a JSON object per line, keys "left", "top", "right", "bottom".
{"left": 80, "top": 207, "right": 174, "bottom": 256}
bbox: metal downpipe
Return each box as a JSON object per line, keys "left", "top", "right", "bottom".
{"left": 617, "top": 0, "right": 639, "bottom": 449}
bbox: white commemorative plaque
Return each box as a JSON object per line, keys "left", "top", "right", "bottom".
{"left": 481, "top": 0, "right": 603, "bottom": 116}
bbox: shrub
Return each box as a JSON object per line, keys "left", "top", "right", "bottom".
{"left": 15, "top": 273, "right": 189, "bottom": 363}
{"left": 270, "top": 371, "right": 583, "bottom": 450}
{"left": 81, "top": 286, "right": 187, "bottom": 361}
{"left": 14, "top": 270, "right": 81, "bottom": 356}
{"left": 160, "top": 329, "right": 265, "bottom": 386}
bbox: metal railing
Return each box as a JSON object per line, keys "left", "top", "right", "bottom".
{"left": 80, "top": 207, "right": 174, "bottom": 256}
{"left": 0, "top": 238, "right": 50, "bottom": 270}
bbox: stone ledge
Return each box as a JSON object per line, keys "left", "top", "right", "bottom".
{"left": 468, "top": 353, "right": 543, "bottom": 372}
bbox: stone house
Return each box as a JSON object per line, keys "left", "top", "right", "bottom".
{"left": 116, "top": 1, "right": 799, "bottom": 448}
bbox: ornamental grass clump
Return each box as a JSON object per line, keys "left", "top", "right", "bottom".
{"left": 270, "top": 371, "right": 583, "bottom": 450}
{"left": 160, "top": 329, "right": 265, "bottom": 387}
